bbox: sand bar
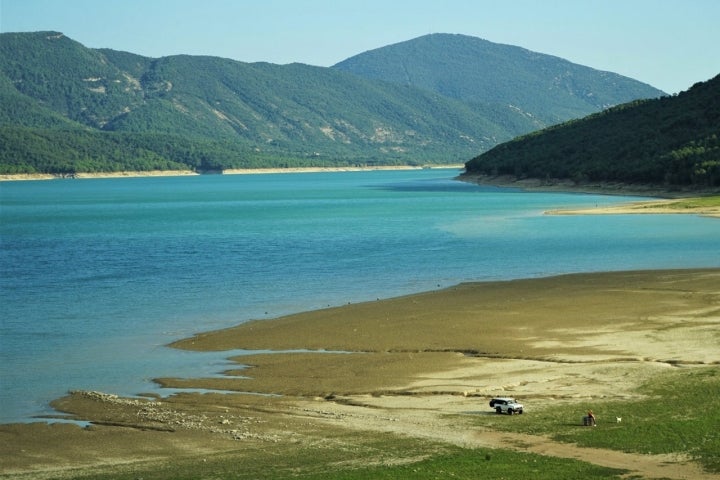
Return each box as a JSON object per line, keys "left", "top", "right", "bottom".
{"left": 546, "top": 197, "right": 720, "bottom": 218}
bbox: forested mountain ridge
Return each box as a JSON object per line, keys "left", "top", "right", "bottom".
{"left": 464, "top": 74, "right": 720, "bottom": 188}
{"left": 1, "top": 31, "right": 665, "bottom": 175}
{"left": 333, "top": 33, "right": 665, "bottom": 127}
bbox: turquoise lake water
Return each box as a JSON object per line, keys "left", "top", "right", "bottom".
{"left": 1, "top": 168, "right": 719, "bottom": 423}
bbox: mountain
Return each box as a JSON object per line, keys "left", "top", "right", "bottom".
{"left": 333, "top": 34, "right": 666, "bottom": 127}
{"left": 463, "top": 75, "right": 720, "bottom": 188}
{"left": 1, "top": 31, "right": 666, "bottom": 175}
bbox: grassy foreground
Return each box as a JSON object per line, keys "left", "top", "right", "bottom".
{"left": 476, "top": 367, "right": 720, "bottom": 473}
{"left": 75, "top": 368, "right": 716, "bottom": 480}
{"left": 59, "top": 434, "right": 627, "bottom": 480}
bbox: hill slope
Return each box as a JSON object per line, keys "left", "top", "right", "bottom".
{"left": 1, "top": 31, "right": 666, "bottom": 175}
{"left": 333, "top": 33, "right": 666, "bottom": 127}
{"left": 463, "top": 75, "right": 720, "bottom": 188}
{"left": 0, "top": 32, "right": 540, "bottom": 173}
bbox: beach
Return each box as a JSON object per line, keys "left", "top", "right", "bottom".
{"left": 0, "top": 170, "right": 199, "bottom": 181}
{"left": 2, "top": 268, "right": 718, "bottom": 479}
{"left": 0, "top": 165, "right": 464, "bottom": 182}
{"left": 546, "top": 198, "right": 720, "bottom": 218}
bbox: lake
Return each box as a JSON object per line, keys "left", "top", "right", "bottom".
{"left": 1, "top": 168, "right": 718, "bottom": 423}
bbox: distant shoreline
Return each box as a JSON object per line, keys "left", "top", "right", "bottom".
{"left": 459, "top": 174, "right": 720, "bottom": 218}
{"left": 459, "top": 173, "right": 720, "bottom": 198}
{"left": 5, "top": 167, "right": 717, "bottom": 218}
{"left": 0, "top": 165, "right": 464, "bottom": 182}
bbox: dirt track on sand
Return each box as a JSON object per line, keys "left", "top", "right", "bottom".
{"left": 2, "top": 269, "right": 719, "bottom": 479}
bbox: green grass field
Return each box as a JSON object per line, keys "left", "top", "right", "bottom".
{"left": 72, "top": 437, "right": 627, "bottom": 480}
{"left": 472, "top": 367, "right": 720, "bottom": 473}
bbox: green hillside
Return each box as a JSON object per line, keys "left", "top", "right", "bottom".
{"left": 333, "top": 33, "right": 666, "bottom": 127}
{"left": 0, "top": 32, "right": 533, "bottom": 174}
{"left": 1, "top": 31, "right": 667, "bottom": 175}
{"left": 464, "top": 75, "right": 720, "bottom": 188}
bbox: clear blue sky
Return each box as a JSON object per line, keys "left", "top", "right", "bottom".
{"left": 1, "top": 0, "right": 718, "bottom": 94}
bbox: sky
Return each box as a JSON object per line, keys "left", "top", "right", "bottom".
{"left": 1, "top": 0, "right": 718, "bottom": 94}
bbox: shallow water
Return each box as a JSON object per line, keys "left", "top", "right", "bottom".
{"left": 1, "top": 169, "right": 718, "bottom": 422}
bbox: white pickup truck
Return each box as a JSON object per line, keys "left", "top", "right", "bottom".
{"left": 489, "top": 397, "right": 524, "bottom": 415}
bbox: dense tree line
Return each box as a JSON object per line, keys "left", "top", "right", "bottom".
{"left": 0, "top": 31, "right": 506, "bottom": 174}
{"left": 334, "top": 33, "right": 665, "bottom": 126}
{"left": 0, "top": 126, "right": 428, "bottom": 174}
{"left": 465, "top": 75, "right": 720, "bottom": 188}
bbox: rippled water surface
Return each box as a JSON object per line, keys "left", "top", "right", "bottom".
{"left": 2, "top": 169, "right": 718, "bottom": 422}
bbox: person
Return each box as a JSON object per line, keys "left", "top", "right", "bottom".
{"left": 587, "top": 410, "right": 596, "bottom": 426}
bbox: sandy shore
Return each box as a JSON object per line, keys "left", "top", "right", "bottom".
{"left": 458, "top": 173, "right": 720, "bottom": 218}
{"left": 1, "top": 268, "right": 718, "bottom": 479}
{"left": 0, "top": 170, "right": 200, "bottom": 181}
{"left": 223, "top": 165, "right": 464, "bottom": 175}
{"left": 460, "top": 173, "right": 720, "bottom": 198}
{"left": 546, "top": 198, "right": 720, "bottom": 218}
{"left": 0, "top": 165, "right": 464, "bottom": 182}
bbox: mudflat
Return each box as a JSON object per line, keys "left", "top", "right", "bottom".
{"left": 2, "top": 269, "right": 719, "bottom": 479}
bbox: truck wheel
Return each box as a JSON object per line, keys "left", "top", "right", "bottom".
{"left": 518, "top": 410, "right": 523, "bottom": 414}
{"left": 507, "top": 408, "right": 514, "bottom": 415}
{"left": 495, "top": 407, "right": 502, "bottom": 414}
